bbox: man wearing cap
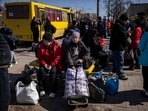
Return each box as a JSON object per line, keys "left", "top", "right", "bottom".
{"left": 109, "top": 13, "right": 129, "bottom": 80}
{"left": 37, "top": 32, "right": 61, "bottom": 98}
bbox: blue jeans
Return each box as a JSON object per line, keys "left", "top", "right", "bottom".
{"left": 112, "top": 50, "right": 125, "bottom": 76}
{"left": 0, "top": 68, "right": 10, "bottom": 111}
{"left": 11, "top": 51, "right": 16, "bottom": 63}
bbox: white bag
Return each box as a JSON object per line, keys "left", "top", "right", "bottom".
{"left": 15, "top": 81, "right": 39, "bottom": 104}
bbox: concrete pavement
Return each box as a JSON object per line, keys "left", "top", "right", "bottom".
{"left": 8, "top": 39, "right": 148, "bottom": 111}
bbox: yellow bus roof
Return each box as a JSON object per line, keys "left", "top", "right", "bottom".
{"left": 5, "top": 1, "right": 72, "bottom": 13}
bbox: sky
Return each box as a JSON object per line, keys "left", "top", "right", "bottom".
{"left": 2, "top": 0, "right": 148, "bottom": 17}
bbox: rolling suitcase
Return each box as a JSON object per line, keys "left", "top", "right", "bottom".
{"left": 65, "top": 66, "right": 89, "bottom": 107}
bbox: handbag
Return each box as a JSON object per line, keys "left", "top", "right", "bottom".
{"left": 104, "top": 75, "right": 119, "bottom": 95}
{"left": 15, "top": 81, "right": 39, "bottom": 104}
{"left": 89, "top": 81, "right": 106, "bottom": 102}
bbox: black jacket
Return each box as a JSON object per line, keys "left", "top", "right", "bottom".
{"left": 44, "top": 20, "right": 56, "bottom": 34}
{"left": 0, "top": 33, "right": 11, "bottom": 66}
{"left": 109, "top": 20, "right": 129, "bottom": 51}
{"left": 4, "top": 35, "right": 19, "bottom": 50}
{"left": 89, "top": 36, "right": 102, "bottom": 58}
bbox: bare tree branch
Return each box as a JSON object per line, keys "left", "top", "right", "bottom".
{"left": 103, "top": 0, "right": 132, "bottom": 21}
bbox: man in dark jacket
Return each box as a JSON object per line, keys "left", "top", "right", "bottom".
{"left": 109, "top": 13, "right": 129, "bottom": 80}
{"left": 0, "top": 27, "right": 19, "bottom": 67}
{"left": 0, "top": 33, "right": 11, "bottom": 111}
{"left": 30, "top": 16, "right": 41, "bottom": 43}
{"left": 44, "top": 17, "right": 56, "bottom": 35}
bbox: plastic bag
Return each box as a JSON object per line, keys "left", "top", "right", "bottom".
{"left": 104, "top": 75, "right": 119, "bottom": 95}
{"left": 15, "top": 81, "right": 39, "bottom": 104}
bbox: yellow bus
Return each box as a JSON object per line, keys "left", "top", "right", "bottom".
{"left": 4, "top": 1, "right": 73, "bottom": 42}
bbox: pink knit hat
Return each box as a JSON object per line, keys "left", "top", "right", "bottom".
{"left": 71, "top": 31, "right": 80, "bottom": 38}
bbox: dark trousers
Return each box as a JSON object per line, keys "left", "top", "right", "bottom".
{"left": 37, "top": 66, "right": 57, "bottom": 94}
{"left": 0, "top": 68, "right": 10, "bottom": 111}
{"left": 33, "top": 32, "right": 39, "bottom": 43}
{"left": 142, "top": 66, "right": 148, "bottom": 90}
{"left": 129, "top": 48, "right": 139, "bottom": 67}
{"left": 94, "top": 51, "right": 109, "bottom": 69}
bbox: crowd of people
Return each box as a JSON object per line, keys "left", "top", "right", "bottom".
{"left": 0, "top": 11, "right": 148, "bottom": 111}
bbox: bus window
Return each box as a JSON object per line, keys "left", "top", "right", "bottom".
{"left": 55, "top": 10, "right": 62, "bottom": 21}
{"left": 45, "top": 7, "right": 50, "bottom": 18}
{"left": 49, "top": 9, "right": 55, "bottom": 21}
{"left": 34, "top": 5, "right": 39, "bottom": 18}
{"left": 39, "top": 9, "right": 45, "bottom": 31}
{"left": 6, "top": 5, "right": 29, "bottom": 19}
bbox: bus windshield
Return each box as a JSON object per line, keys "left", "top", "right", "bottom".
{"left": 6, "top": 5, "right": 29, "bottom": 19}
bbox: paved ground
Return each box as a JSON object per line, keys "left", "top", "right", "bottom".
{"left": 8, "top": 39, "right": 148, "bottom": 111}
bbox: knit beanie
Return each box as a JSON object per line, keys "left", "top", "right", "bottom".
{"left": 71, "top": 31, "right": 80, "bottom": 39}
{"left": 43, "top": 32, "right": 52, "bottom": 42}
{"left": 119, "top": 13, "right": 128, "bottom": 21}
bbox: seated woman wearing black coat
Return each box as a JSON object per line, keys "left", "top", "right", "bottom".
{"left": 89, "top": 29, "right": 108, "bottom": 69}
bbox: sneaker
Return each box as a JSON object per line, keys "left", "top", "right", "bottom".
{"left": 119, "top": 75, "right": 128, "bottom": 80}
{"left": 9, "top": 64, "right": 12, "bottom": 68}
{"left": 12, "top": 61, "right": 17, "bottom": 64}
{"left": 40, "top": 91, "right": 46, "bottom": 96}
{"left": 49, "top": 93, "right": 56, "bottom": 98}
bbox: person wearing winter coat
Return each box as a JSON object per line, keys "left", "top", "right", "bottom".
{"left": 138, "top": 27, "right": 148, "bottom": 97}
{"left": 109, "top": 13, "right": 129, "bottom": 80}
{"left": 0, "top": 32, "right": 11, "bottom": 111}
{"left": 0, "top": 27, "right": 19, "bottom": 67}
{"left": 128, "top": 19, "right": 142, "bottom": 70}
{"left": 30, "top": 16, "right": 41, "bottom": 43}
{"left": 65, "top": 31, "right": 89, "bottom": 69}
{"left": 38, "top": 32, "right": 61, "bottom": 98}
{"left": 61, "top": 29, "right": 76, "bottom": 70}
{"left": 44, "top": 17, "right": 56, "bottom": 35}
{"left": 89, "top": 29, "right": 108, "bottom": 69}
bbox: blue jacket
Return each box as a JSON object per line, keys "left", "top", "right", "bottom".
{"left": 138, "top": 32, "right": 148, "bottom": 66}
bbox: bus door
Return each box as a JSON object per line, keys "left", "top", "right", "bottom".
{"left": 38, "top": 9, "right": 45, "bottom": 41}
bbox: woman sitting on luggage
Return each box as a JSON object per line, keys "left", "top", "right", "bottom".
{"left": 65, "top": 31, "right": 89, "bottom": 69}
{"left": 38, "top": 32, "right": 61, "bottom": 98}
{"left": 89, "top": 29, "right": 108, "bottom": 69}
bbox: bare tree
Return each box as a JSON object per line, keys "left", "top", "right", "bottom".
{"left": 103, "top": 0, "right": 132, "bottom": 22}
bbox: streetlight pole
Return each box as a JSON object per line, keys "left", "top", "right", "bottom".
{"left": 97, "top": 0, "right": 100, "bottom": 17}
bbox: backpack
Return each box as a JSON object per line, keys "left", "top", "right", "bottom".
{"left": 51, "top": 25, "right": 56, "bottom": 34}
